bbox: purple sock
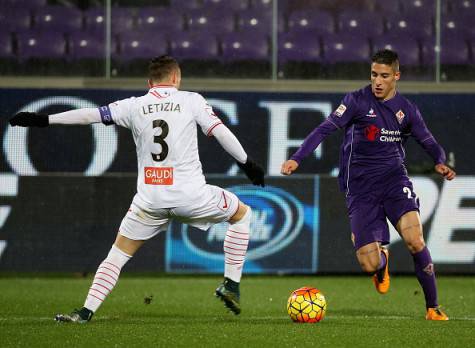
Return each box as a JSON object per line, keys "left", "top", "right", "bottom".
{"left": 412, "top": 247, "right": 438, "bottom": 308}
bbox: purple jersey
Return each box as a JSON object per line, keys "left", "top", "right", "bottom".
{"left": 291, "top": 85, "right": 446, "bottom": 195}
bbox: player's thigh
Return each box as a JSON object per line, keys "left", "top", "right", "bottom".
{"left": 346, "top": 193, "right": 389, "bottom": 250}
{"left": 172, "top": 185, "right": 240, "bottom": 230}
{"left": 118, "top": 203, "right": 170, "bottom": 241}
{"left": 396, "top": 210, "right": 425, "bottom": 253}
{"left": 114, "top": 233, "right": 145, "bottom": 256}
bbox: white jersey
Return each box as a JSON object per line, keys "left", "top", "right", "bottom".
{"left": 99, "top": 85, "right": 222, "bottom": 209}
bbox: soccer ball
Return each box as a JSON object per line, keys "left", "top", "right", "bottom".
{"left": 287, "top": 286, "right": 326, "bottom": 323}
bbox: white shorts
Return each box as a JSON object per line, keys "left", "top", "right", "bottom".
{"left": 118, "top": 184, "right": 240, "bottom": 241}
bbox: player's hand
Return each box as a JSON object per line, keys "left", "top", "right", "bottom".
{"left": 9, "top": 112, "right": 49, "bottom": 127}
{"left": 281, "top": 160, "right": 299, "bottom": 176}
{"left": 435, "top": 163, "right": 456, "bottom": 181}
{"left": 237, "top": 158, "right": 265, "bottom": 187}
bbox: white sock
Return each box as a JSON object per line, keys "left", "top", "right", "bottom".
{"left": 84, "top": 245, "right": 131, "bottom": 313}
{"left": 224, "top": 207, "right": 251, "bottom": 282}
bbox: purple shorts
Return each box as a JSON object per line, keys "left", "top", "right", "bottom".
{"left": 345, "top": 177, "right": 420, "bottom": 250}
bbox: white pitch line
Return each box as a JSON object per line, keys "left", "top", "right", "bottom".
{"left": 0, "top": 315, "right": 474, "bottom": 322}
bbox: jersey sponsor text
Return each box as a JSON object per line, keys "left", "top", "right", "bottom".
{"left": 144, "top": 167, "right": 173, "bottom": 185}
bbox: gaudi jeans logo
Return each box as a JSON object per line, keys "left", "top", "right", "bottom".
{"left": 181, "top": 185, "right": 305, "bottom": 260}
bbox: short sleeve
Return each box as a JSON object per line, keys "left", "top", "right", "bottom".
{"left": 328, "top": 92, "right": 359, "bottom": 129}
{"left": 192, "top": 93, "right": 222, "bottom": 136}
{"left": 98, "top": 97, "right": 135, "bottom": 129}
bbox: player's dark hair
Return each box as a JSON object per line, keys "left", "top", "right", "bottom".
{"left": 149, "top": 55, "right": 180, "bottom": 82}
{"left": 372, "top": 49, "right": 399, "bottom": 71}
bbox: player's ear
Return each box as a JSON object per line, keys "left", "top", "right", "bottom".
{"left": 148, "top": 79, "right": 154, "bottom": 88}
{"left": 171, "top": 69, "right": 181, "bottom": 87}
{"left": 394, "top": 71, "right": 401, "bottom": 81}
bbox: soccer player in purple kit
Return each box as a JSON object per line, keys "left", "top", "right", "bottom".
{"left": 281, "top": 49, "right": 456, "bottom": 320}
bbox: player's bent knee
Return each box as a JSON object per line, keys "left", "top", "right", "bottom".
{"left": 229, "top": 203, "right": 251, "bottom": 225}
{"left": 406, "top": 238, "right": 425, "bottom": 254}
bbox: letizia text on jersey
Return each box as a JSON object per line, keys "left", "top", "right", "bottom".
{"left": 142, "top": 102, "right": 181, "bottom": 115}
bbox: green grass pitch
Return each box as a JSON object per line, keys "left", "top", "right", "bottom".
{"left": 1, "top": 275, "right": 473, "bottom": 347}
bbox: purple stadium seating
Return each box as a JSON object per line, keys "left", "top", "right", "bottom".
{"left": 287, "top": 10, "right": 335, "bottom": 36}
{"left": 236, "top": 9, "right": 275, "bottom": 33}
{"left": 338, "top": 10, "right": 384, "bottom": 37}
{"left": 461, "top": 13, "right": 475, "bottom": 39}
{"left": 17, "top": 31, "right": 66, "bottom": 60}
{"left": 375, "top": 1, "right": 402, "bottom": 13}
{"left": 69, "top": 32, "right": 107, "bottom": 60}
{"left": 33, "top": 6, "right": 83, "bottom": 33}
{"left": 186, "top": 9, "right": 235, "bottom": 34}
{"left": 385, "top": 13, "right": 433, "bottom": 40}
{"left": 440, "top": 15, "right": 468, "bottom": 39}
{"left": 322, "top": 34, "right": 370, "bottom": 63}
{"left": 202, "top": 0, "right": 249, "bottom": 11}
{"left": 0, "top": 7, "right": 31, "bottom": 32}
{"left": 83, "top": 7, "right": 106, "bottom": 34}
{"left": 117, "top": 32, "right": 168, "bottom": 61}
{"left": 136, "top": 7, "right": 184, "bottom": 34}
{"left": 421, "top": 35, "right": 470, "bottom": 65}
{"left": 169, "top": 32, "right": 219, "bottom": 60}
{"left": 400, "top": 0, "right": 435, "bottom": 15}
{"left": 449, "top": 0, "right": 475, "bottom": 14}
{"left": 84, "top": 7, "right": 136, "bottom": 35}
{"left": 169, "top": 0, "right": 202, "bottom": 11}
{"left": 469, "top": 37, "right": 475, "bottom": 58}
{"left": 278, "top": 32, "right": 322, "bottom": 63}
{"left": 1, "top": 0, "right": 47, "bottom": 9}
{"left": 372, "top": 36, "right": 420, "bottom": 66}
{"left": 111, "top": 7, "right": 136, "bottom": 35}
{"left": 0, "top": 32, "right": 15, "bottom": 58}
{"left": 250, "top": 0, "right": 273, "bottom": 11}
{"left": 221, "top": 32, "right": 269, "bottom": 61}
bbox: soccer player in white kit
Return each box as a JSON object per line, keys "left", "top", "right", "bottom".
{"left": 8, "top": 55, "right": 265, "bottom": 322}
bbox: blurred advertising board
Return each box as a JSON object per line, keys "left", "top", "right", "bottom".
{"left": 0, "top": 175, "right": 473, "bottom": 273}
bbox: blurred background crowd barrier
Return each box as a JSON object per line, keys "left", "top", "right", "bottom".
{"left": 0, "top": 0, "right": 474, "bottom": 81}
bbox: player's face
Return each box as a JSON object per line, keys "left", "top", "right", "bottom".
{"left": 371, "top": 63, "right": 400, "bottom": 100}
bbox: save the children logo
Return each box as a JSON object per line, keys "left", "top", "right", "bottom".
{"left": 364, "top": 124, "right": 380, "bottom": 141}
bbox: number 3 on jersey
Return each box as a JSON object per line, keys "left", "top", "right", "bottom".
{"left": 152, "top": 119, "right": 169, "bottom": 162}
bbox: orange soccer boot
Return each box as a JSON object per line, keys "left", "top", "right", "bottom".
{"left": 372, "top": 247, "right": 390, "bottom": 294}
{"left": 426, "top": 307, "right": 449, "bottom": 321}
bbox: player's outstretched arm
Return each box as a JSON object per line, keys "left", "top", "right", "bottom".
{"left": 434, "top": 163, "right": 456, "bottom": 181}
{"left": 281, "top": 159, "right": 299, "bottom": 176}
{"left": 211, "top": 124, "right": 265, "bottom": 187}
{"left": 9, "top": 112, "right": 49, "bottom": 127}
{"left": 9, "top": 108, "right": 102, "bottom": 127}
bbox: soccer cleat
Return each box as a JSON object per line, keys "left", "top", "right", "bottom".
{"left": 215, "top": 278, "right": 241, "bottom": 315}
{"left": 55, "top": 307, "right": 93, "bottom": 323}
{"left": 426, "top": 307, "right": 449, "bottom": 321}
{"left": 372, "top": 246, "right": 390, "bottom": 294}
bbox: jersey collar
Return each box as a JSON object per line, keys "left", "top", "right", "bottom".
{"left": 148, "top": 85, "right": 178, "bottom": 98}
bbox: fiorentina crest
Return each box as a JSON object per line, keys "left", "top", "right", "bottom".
{"left": 396, "top": 110, "right": 405, "bottom": 124}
